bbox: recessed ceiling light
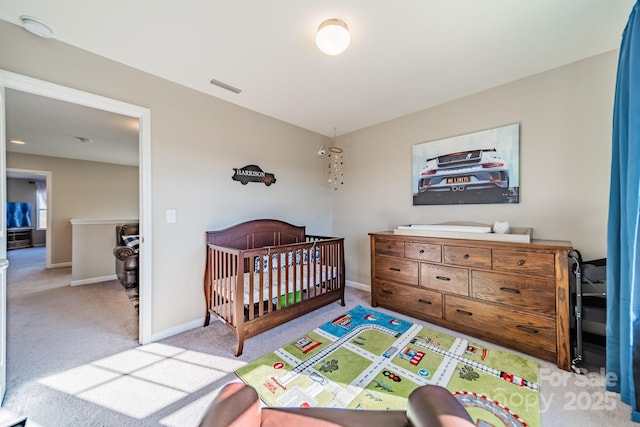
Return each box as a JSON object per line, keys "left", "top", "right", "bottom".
{"left": 10, "top": 140, "right": 26, "bottom": 145}
{"left": 20, "top": 15, "right": 53, "bottom": 39}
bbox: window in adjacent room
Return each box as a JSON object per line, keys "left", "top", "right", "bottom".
{"left": 35, "top": 181, "right": 47, "bottom": 230}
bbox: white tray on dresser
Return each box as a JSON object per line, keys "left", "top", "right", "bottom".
{"left": 394, "top": 222, "right": 532, "bottom": 244}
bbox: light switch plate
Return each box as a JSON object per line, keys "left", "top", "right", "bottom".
{"left": 166, "top": 209, "right": 177, "bottom": 223}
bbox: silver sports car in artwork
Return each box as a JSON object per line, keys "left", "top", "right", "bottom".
{"left": 417, "top": 148, "right": 509, "bottom": 198}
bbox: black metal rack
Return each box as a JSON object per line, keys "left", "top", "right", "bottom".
{"left": 569, "top": 250, "right": 606, "bottom": 374}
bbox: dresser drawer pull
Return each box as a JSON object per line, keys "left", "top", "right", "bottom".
{"left": 418, "top": 298, "right": 433, "bottom": 305}
{"left": 419, "top": 249, "right": 425, "bottom": 254}
{"left": 517, "top": 325, "right": 539, "bottom": 334}
{"left": 389, "top": 267, "right": 401, "bottom": 272}
{"left": 435, "top": 275, "right": 451, "bottom": 281}
{"left": 381, "top": 289, "right": 394, "bottom": 295}
{"left": 463, "top": 254, "right": 470, "bottom": 259}
{"left": 499, "top": 287, "right": 521, "bottom": 294}
{"left": 456, "top": 309, "right": 473, "bottom": 316}
{"left": 517, "top": 259, "right": 526, "bottom": 266}
{"left": 387, "top": 245, "right": 392, "bottom": 250}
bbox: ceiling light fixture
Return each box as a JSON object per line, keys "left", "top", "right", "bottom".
{"left": 10, "top": 140, "right": 26, "bottom": 145}
{"left": 20, "top": 15, "right": 53, "bottom": 38}
{"left": 316, "top": 19, "right": 350, "bottom": 55}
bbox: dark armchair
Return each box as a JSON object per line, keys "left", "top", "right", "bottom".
{"left": 113, "top": 223, "right": 139, "bottom": 287}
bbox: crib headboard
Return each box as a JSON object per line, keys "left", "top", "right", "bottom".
{"left": 206, "top": 219, "right": 306, "bottom": 249}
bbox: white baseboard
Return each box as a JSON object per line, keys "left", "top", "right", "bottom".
{"left": 70, "top": 274, "right": 118, "bottom": 286}
{"left": 48, "top": 262, "right": 72, "bottom": 269}
{"left": 346, "top": 280, "right": 371, "bottom": 292}
{"left": 151, "top": 317, "right": 210, "bottom": 342}
{"left": 151, "top": 282, "right": 370, "bottom": 343}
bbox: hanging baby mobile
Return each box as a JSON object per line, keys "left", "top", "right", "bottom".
{"left": 319, "top": 128, "right": 345, "bottom": 190}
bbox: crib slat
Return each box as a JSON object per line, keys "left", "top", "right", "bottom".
{"left": 257, "top": 262, "right": 264, "bottom": 318}
{"left": 232, "top": 252, "right": 238, "bottom": 325}
{"left": 216, "top": 250, "right": 221, "bottom": 320}
{"left": 313, "top": 245, "right": 319, "bottom": 297}
{"left": 308, "top": 246, "right": 314, "bottom": 297}
{"left": 266, "top": 256, "right": 272, "bottom": 315}
{"left": 291, "top": 251, "right": 296, "bottom": 305}
{"left": 248, "top": 258, "right": 255, "bottom": 321}
{"left": 332, "top": 241, "right": 337, "bottom": 291}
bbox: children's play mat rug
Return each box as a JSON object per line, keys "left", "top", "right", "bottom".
{"left": 236, "top": 305, "right": 541, "bottom": 427}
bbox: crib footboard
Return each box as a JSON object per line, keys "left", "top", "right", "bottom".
{"left": 204, "top": 244, "right": 246, "bottom": 355}
{"left": 204, "top": 235, "right": 345, "bottom": 356}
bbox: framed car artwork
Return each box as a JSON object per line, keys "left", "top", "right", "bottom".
{"left": 412, "top": 123, "right": 520, "bottom": 205}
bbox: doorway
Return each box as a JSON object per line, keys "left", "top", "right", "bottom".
{"left": 6, "top": 169, "right": 51, "bottom": 267}
{"left": 0, "top": 70, "right": 152, "bottom": 344}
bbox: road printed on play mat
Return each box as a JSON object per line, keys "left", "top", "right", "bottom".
{"left": 271, "top": 316, "right": 538, "bottom": 408}
{"left": 236, "top": 306, "right": 541, "bottom": 426}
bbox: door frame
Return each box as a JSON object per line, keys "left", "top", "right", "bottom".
{"left": 0, "top": 81, "right": 7, "bottom": 403}
{"left": 0, "top": 69, "right": 153, "bottom": 345}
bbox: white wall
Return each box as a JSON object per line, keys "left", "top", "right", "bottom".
{"left": 70, "top": 220, "right": 137, "bottom": 285}
{"left": 333, "top": 50, "right": 617, "bottom": 287}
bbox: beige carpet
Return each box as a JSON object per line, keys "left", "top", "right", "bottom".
{"left": 0, "top": 247, "right": 635, "bottom": 426}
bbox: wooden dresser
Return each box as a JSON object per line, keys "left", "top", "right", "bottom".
{"left": 370, "top": 231, "right": 573, "bottom": 370}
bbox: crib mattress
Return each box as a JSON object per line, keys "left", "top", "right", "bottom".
{"left": 215, "top": 264, "right": 338, "bottom": 304}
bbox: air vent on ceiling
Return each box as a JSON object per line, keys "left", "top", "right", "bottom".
{"left": 210, "top": 78, "right": 242, "bottom": 94}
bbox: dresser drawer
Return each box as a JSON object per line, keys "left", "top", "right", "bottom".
{"left": 375, "top": 256, "right": 419, "bottom": 285}
{"left": 375, "top": 238, "right": 404, "bottom": 257}
{"left": 421, "top": 264, "right": 469, "bottom": 296}
{"left": 443, "top": 246, "right": 492, "bottom": 269}
{"left": 472, "top": 270, "right": 555, "bottom": 315}
{"left": 445, "top": 295, "right": 556, "bottom": 354}
{"left": 492, "top": 250, "right": 555, "bottom": 277}
{"left": 376, "top": 280, "right": 443, "bottom": 320}
{"left": 405, "top": 242, "right": 441, "bottom": 262}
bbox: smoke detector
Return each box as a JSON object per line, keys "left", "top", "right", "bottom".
{"left": 20, "top": 15, "right": 53, "bottom": 38}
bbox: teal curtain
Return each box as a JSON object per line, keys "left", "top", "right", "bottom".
{"left": 607, "top": 0, "right": 640, "bottom": 422}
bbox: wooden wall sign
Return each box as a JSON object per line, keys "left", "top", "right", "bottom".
{"left": 232, "top": 164, "right": 276, "bottom": 186}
